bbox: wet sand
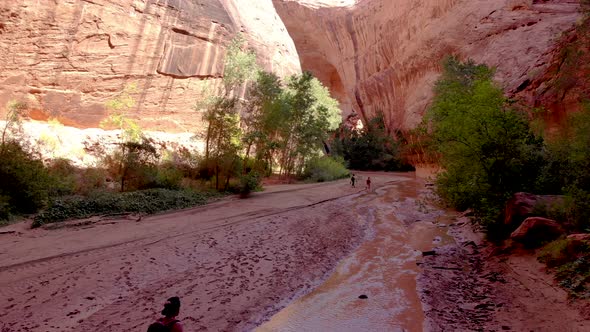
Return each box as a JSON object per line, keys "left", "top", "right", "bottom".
{"left": 0, "top": 174, "right": 388, "bottom": 331}
{"left": 418, "top": 213, "right": 590, "bottom": 331}
{"left": 2, "top": 172, "right": 588, "bottom": 331}
{"left": 257, "top": 175, "right": 455, "bottom": 332}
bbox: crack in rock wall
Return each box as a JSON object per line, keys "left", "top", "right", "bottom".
{"left": 272, "top": 0, "right": 581, "bottom": 130}
{"left": 0, "top": 0, "right": 300, "bottom": 132}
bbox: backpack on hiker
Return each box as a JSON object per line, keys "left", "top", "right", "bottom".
{"left": 147, "top": 319, "right": 178, "bottom": 332}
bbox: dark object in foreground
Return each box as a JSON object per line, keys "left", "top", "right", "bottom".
{"left": 422, "top": 250, "right": 436, "bottom": 256}
{"left": 358, "top": 294, "right": 368, "bottom": 299}
{"left": 147, "top": 296, "right": 183, "bottom": 332}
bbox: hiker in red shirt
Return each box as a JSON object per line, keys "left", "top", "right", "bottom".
{"left": 147, "top": 297, "right": 183, "bottom": 332}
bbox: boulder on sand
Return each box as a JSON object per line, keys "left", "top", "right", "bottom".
{"left": 504, "top": 192, "right": 537, "bottom": 226}
{"left": 504, "top": 192, "right": 564, "bottom": 227}
{"left": 567, "top": 233, "right": 590, "bottom": 242}
{"left": 510, "top": 217, "right": 564, "bottom": 246}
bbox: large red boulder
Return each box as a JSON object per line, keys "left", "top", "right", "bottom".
{"left": 567, "top": 233, "right": 590, "bottom": 242}
{"left": 504, "top": 192, "right": 564, "bottom": 226}
{"left": 504, "top": 192, "right": 537, "bottom": 226}
{"left": 510, "top": 217, "right": 565, "bottom": 246}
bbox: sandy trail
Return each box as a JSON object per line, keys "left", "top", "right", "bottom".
{"left": 0, "top": 173, "right": 394, "bottom": 331}
{"left": 3, "top": 172, "right": 587, "bottom": 332}
{"left": 418, "top": 215, "right": 590, "bottom": 332}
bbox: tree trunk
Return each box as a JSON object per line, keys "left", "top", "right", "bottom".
{"left": 225, "top": 173, "right": 231, "bottom": 190}
{"left": 205, "top": 124, "right": 212, "bottom": 161}
{"left": 244, "top": 142, "right": 252, "bottom": 173}
{"left": 215, "top": 164, "right": 220, "bottom": 190}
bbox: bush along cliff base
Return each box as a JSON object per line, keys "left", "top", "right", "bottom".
{"left": 417, "top": 57, "right": 590, "bottom": 297}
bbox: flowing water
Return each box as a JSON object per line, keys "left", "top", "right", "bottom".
{"left": 257, "top": 174, "right": 455, "bottom": 332}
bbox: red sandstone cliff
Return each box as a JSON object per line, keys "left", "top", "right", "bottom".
{"left": 272, "top": 0, "right": 582, "bottom": 130}
{"left": 1, "top": 0, "right": 586, "bottom": 135}
{"left": 0, "top": 0, "right": 300, "bottom": 132}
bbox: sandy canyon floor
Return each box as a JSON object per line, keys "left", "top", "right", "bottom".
{"left": 0, "top": 172, "right": 588, "bottom": 331}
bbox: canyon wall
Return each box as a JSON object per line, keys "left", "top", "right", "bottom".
{"left": 0, "top": 0, "right": 300, "bottom": 132}
{"left": 272, "top": 0, "right": 582, "bottom": 130}
{"left": 1, "top": 0, "right": 584, "bottom": 135}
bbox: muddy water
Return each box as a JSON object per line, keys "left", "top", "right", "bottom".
{"left": 257, "top": 175, "right": 455, "bottom": 332}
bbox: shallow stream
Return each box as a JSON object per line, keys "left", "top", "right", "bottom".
{"left": 257, "top": 175, "right": 455, "bottom": 332}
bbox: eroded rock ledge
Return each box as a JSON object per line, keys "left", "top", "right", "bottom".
{"left": 0, "top": 0, "right": 300, "bottom": 132}
{"left": 273, "top": 0, "right": 581, "bottom": 130}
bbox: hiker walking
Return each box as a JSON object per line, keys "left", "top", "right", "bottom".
{"left": 350, "top": 173, "right": 356, "bottom": 187}
{"left": 366, "top": 176, "right": 371, "bottom": 191}
{"left": 147, "top": 297, "right": 183, "bottom": 332}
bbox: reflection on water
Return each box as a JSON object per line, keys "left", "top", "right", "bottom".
{"left": 257, "top": 176, "right": 455, "bottom": 332}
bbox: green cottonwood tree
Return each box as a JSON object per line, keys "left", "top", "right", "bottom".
{"left": 203, "top": 97, "right": 242, "bottom": 190}
{"left": 429, "top": 57, "right": 544, "bottom": 227}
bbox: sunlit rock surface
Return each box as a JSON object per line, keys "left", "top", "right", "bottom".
{"left": 273, "top": 0, "right": 581, "bottom": 130}
{"left": 1, "top": 0, "right": 584, "bottom": 135}
{"left": 0, "top": 0, "right": 300, "bottom": 132}
{"left": 2, "top": 120, "right": 204, "bottom": 167}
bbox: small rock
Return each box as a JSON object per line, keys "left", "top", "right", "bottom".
{"left": 459, "top": 209, "right": 474, "bottom": 217}
{"left": 459, "top": 303, "right": 477, "bottom": 310}
{"left": 66, "top": 310, "right": 80, "bottom": 317}
{"left": 358, "top": 294, "right": 368, "bottom": 299}
{"left": 475, "top": 303, "right": 494, "bottom": 310}
{"left": 462, "top": 241, "right": 477, "bottom": 248}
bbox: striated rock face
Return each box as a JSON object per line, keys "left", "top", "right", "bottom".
{"left": 1, "top": 0, "right": 584, "bottom": 135}
{"left": 272, "top": 0, "right": 582, "bottom": 130}
{"left": 0, "top": 0, "right": 300, "bottom": 132}
{"left": 517, "top": 13, "right": 590, "bottom": 127}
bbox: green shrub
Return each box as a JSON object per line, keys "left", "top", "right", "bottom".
{"left": 539, "top": 238, "right": 590, "bottom": 298}
{"left": 166, "top": 148, "right": 202, "bottom": 179}
{"left": 33, "top": 189, "right": 215, "bottom": 227}
{"left": 238, "top": 172, "right": 261, "bottom": 197}
{"left": 101, "top": 139, "right": 159, "bottom": 191}
{"left": 539, "top": 238, "right": 588, "bottom": 267}
{"left": 0, "top": 195, "right": 11, "bottom": 223}
{"left": 303, "top": 156, "right": 349, "bottom": 182}
{"left": 332, "top": 114, "right": 414, "bottom": 171}
{"left": 150, "top": 163, "right": 185, "bottom": 190}
{"left": 555, "top": 256, "right": 590, "bottom": 299}
{"left": 0, "top": 141, "right": 53, "bottom": 218}
{"left": 47, "top": 158, "right": 77, "bottom": 196}
{"left": 530, "top": 104, "right": 590, "bottom": 232}
{"left": 76, "top": 167, "right": 107, "bottom": 195}
{"left": 565, "top": 186, "right": 590, "bottom": 232}
{"left": 427, "top": 57, "right": 545, "bottom": 233}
